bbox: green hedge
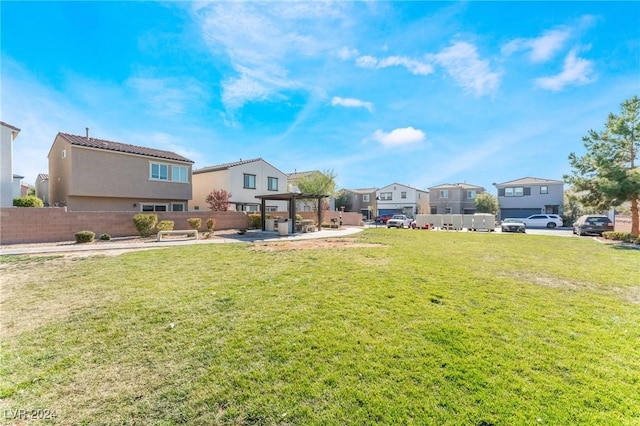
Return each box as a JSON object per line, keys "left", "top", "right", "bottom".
{"left": 133, "top": 214, "right": 158, "bottom": 237}
{"left": 157, "top": 220, "right": 175, "bottom": 232}
{"left": 602, "top": 231, "right": 635, "bottom": 242}
{"left": 75, "top": 231, "right": 95, "bottom": 244}
{"left": 13, "top": 196, "right": 44, "bottom": 207}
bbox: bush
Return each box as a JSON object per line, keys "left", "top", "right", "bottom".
{"left": 188, "top": 218, "right": 202, "bottom": 230}
{"left": 13, "top": 195, "right": 44, "bottom": 207}
{"left": 206, "top": 218, "right": 216, "bottom": 232}
{"left": 99, "top": 233, "right": 111, "bottom": 241}
{"left": 247, "top": 214, "right": 261, "bottom": 229}
{"left": 133, "top": 214, "right": 158, "bottom": 237}
{"left": 157, "top": 220, "right": 174, "bottom": 232}
{"left": 635, "top": 236, "right": 640, "bottom": 245}
{"left": 602, "top": 231, "right": 635, "bottom": 242}
{"left": 75, "top": 231, "right": 95, "bottom": 244}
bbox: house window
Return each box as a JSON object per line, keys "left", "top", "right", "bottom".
{"left": 142, "top": 203, "right": 168, "bottom": 211}
{"left": 440, "top": 190, "right": 449, "bottom": 198}
{"left": 266, "top": 206, "right": 278, "bottom": 212}
{"left": 467, "top": 190, "right": 477, "bottom": 199}
{"left": 444, "top": 207, "right": 452, "bottom": 214}
{"left": 363, "top": 194, "right": 370, "bottom": 202}
{"left": 540, "top": 186, "right": 548, "bottom": 194}
{"left": 268, "top": 177, "right": 278, "bottom": 191}
{"left": 401, "top": 191, "right": 407, "bottom": 199}
{"left": 150, "top": 163, "right": 169, "bottom": 181}
{"left": 172, "top": 203, "right": 185, "bottom": 212}
{"left": 504, "top": 187, "right": 524, "bottom": 197}
{"left": 244, "top": 174, "right": 256, "bottom": 189}
{"left": 61, "top": 150, "right": 67, "bottom": 159}
{"left": 380, "top": 192, "right": 392, "bottom": 201}
{"left": 172, "top": 166, "right": 188, "bottom": 183}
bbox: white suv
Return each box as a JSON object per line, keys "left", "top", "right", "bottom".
{"left": 521, "top": 214, "right": 563, "bottom": 229}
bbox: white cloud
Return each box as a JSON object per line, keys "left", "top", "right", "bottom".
{"left": 338, "top": 46, "right": 359, "bottom": 60}
{"left": 502, "top": 28, "right": 571, "bottom": 62}
{"left": 429, "top": 42, "right": 501, "bottom": 96}
{"left": 192, "top": 2, "right": 348, "bottom": 111}
{"left": 331, "top": 96, "right": 373, "bottom": 112}
{"left": 534, "top": 49, "right": 595, "bottom": 91}
{"left": 126, "top": 77, "right": 206, "bottom": 117}
{"left": 371, "top": 127, "right": 425, "bottom": 147}
{"left": 355, "top": 54, "right": 434, "bottom": 76}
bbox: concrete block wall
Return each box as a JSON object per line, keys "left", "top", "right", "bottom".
{"left": 0, "top": 208, "right": 249, "bottom": 245}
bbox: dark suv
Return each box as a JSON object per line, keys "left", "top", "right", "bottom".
{"left": 573, "top": 215, "right": 614, "bottom": 236}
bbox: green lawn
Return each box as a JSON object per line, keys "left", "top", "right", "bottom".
{"left": 1, "top": 230, "right": 639, "bottom": 425}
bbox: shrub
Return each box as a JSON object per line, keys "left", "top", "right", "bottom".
{"left": 635, "top": 236, "right": 640, "bottom": 245}
{"left": 133, "top": 214, "right": 158, "bottom": 237}
{"left": 99, "top": 233, "right": 111, "bottom": 241}
{"left": 75, "top": 231, "right": 95, "bottom": 244}
{"left": 157, "top": 220, "right": 174, "bottom": 232}
{"left": 602, "top": 231, "right": 635, "bottom": 242}
{"left": 13, "top": 195, "right": 44, "bottom": 207}
{"left": 187, "top": 218, "right": 202, "bottom": 230}
{"left": 247, "top": 214, "right": 261, "bottom": 229}
{"left": 206, "top": 218, "right": 216, "bottom": 232}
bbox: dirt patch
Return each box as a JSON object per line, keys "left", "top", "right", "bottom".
{"left": 251, "top": 238, "right": 385, "bottom": 251}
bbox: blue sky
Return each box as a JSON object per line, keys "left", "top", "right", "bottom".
{"left": 2, "top": 1, "right": 639, "bottom": 194}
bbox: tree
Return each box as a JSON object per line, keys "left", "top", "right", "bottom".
{"left": 474, "top": 192, "right": 498, "bottom": 215}
{"left": 565, "top": 95, "right": 640, "bottom": 236}
{"left": 334, "top": 190, "right": 352, "bottom": 212}
{"left": 296, "top": 169, "right": 338, "bottom": 211}
{"left": 206, "top": 189, "right": 231, "bottom": 211}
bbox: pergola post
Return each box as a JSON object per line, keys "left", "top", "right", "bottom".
{"left": 317, "top": 197, "right": 323, "bottom": 231}
{"left": 260, "top": 198, "right": 266, "bottom": 231}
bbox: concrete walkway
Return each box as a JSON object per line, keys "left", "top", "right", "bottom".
{"left": 0, "top": 227, "right": 365, "bottom": 256}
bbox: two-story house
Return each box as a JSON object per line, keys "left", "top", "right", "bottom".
{"left": 35, "top": 173, "right": 50, "bottom": 206}
{"left": 191, "top": 158, "right": 288, "bottom": 212}
{"left": 493, "top": 177, "right": 564, "bottom": 219}
{"left": 48, "top": 131, "right": 193, "bottom": 211}
{"left": 1, "top": 121, "right": 21, "bottom": 207}
{"left": 428, "top": 183, "right": 485, "bottom": 214}
{"left": 339, "top": 188, "right": 377, "bottom": 220}
{"left": 376, "top": 183, "right": 429, "bottom": 217}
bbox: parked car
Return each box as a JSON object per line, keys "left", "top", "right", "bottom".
{"left": 375, "top": 214, "right": 392, "bottom": 224}
{"left": 573, "top": 214, "right": 614, "bottom": 236}
{"left": 501, "top": 218, "right": 526, "bottom": 233}
{"left": 520, "top": 214, "right": 563, "bottom": 229}
{"left": 387, "top": 214, "right": 414, "bottom": 228}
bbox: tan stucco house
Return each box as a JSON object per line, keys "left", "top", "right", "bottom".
{"left": 191, "top": 158, "right": 288, "bottom": 212}
{"left": 376, "top": 183, "right": 430, "bottom": 217}
{"left": 428, "top": 182, "right": 485, "bottom": 214}
{"left": 48, "top": 132, "right": 193, "bottom": 211}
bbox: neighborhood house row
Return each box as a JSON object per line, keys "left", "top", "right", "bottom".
{"left": 1, "top": 126, "right": 564, "bottom": 219}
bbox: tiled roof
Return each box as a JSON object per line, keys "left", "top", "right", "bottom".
{"left": 36, "top": 173, "right": 49, "bottom": 181}
{"left": 429, "top": 182, "right": 484, "bottom": 190}
{"left": 287, "top": 170, "right": 321, "bottom": 180}
{"left": 0, "top": 121, "right": 21, "bottom": 132}
{"left": 193, "top": 158, "right": 262, "bottom": 174}
{"left": 494, "top": 177, "right": 563, "bottom": 187}
{"left": 58, "top": 132, "right": 193, "bottom": 163}
{"left": 345, "top": 188, "right": 378, "bottom": 194}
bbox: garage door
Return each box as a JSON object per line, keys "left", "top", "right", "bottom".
{"left": 500, "top": 208, "right": 541, "bottom": 220}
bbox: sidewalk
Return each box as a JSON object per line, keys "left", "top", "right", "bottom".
{"left": 0, "top": 227, "right": 365, "bottom": 256}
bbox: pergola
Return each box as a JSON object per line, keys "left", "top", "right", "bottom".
{"left": 255, "top": 192, "right": 329, "bottom": 233}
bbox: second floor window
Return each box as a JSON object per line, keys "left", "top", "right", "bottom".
{"left": 244, "top": 174, "right": 256, "bottom": 189}
{"left": 268, "top": 177, "right": 278, "bottom": 191}
{"left": 363, "top": 194, "right": 370, "bottom": 202}
{"left": 151, "top": 163, "right": 169, "bottom": 180}
{"left": 380, "top": 192, "right": 392, "bottom": 201}
{"left": 505, "top": 187, "right": 524, "bottom": 197}
{"left": 440, "top": 190, "right": 449, "bottom": 198}
{"left": 540, "top": 186, "right": 548, "bottom": 194}
{"left": 401, "top": 191, "right": 407, "bottom": 199}
{"left": 172, "top": 166, "right": 188, "bottom": 183}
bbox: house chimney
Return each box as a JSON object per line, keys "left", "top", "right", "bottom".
{"left": 86, "top": 127, "right": 90, "bottom": 140}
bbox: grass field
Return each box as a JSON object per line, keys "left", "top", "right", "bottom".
{"left": 1, "top": 230, "right": 639, "bottom": 425}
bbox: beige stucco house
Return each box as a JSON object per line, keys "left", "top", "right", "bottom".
{"left": 191, "top": 158, "right": 288, "bottom": 212}
{"left": 48, "top": 132, "right": 193, "bottom": 211}
{"left": 376, "top": 183, "right": 430, "bottom": 217}
{"left": 428, "top": 182, "right": 485, "bottom": 214}
{"left": 35, "top": 173, "right": 50, "bottom": 205}
{"left": 1, "top": 121, "right": 21, "bottom": 207}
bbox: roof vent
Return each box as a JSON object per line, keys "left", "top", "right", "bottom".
{"left": 86, "top": 127, "right": 90, "bottom": 140}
